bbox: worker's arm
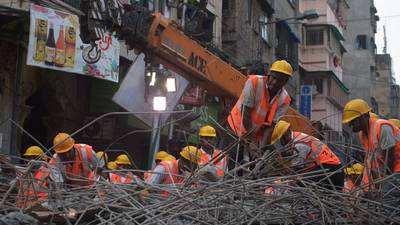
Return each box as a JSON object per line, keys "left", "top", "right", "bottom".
{"left": 90, "top": 150, "right": 100, "bottom": 169}
{"left": 379, "top": 124, "right": 399, "bottom": 174}
{"left": 241, "top": 79, "right": 255, "bottom": 132}
{"left": 145, "top": 165, "right": 167, "bottom": 185}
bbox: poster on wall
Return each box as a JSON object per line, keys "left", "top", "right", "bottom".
{"left": 27, "top": 4, "right": 120, "bottom": 83}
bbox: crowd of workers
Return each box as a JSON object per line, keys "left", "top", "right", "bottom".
{"left": 15, "top": 60, "right": 400, "bottom": 209}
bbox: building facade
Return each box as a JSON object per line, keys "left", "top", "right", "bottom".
{"left": 342, "top": 0, "right": 379, "bottom": 105}
{"left": 299, "top": 0, "right": 349, "bottom": 134}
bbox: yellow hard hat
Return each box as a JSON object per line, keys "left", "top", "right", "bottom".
{"left": 180, "top": 146, "right": 201, "bottom": 164}
{"left": 96, "top": 151, "right": 108, "bottom": 162}
{"left": 155, "top": 151, "right": 169, "bottom": 160}
{"left": 24, "top": 146, "right": 44, "bottom": 157}
{"left": 344, "top": 163, "right": 364, "bottom": 175}
{"left": 271, "top": 120, "right": 291, "bottom": 144}
{"left": 53, "top": 133, "right": 75, "bottom": 154}
{"left": 198, "top": 125, "right": 217, "bottom": 137}
{"left": 389, "top": 119, "right": 400, "bottom": 128}
{"left": 342, "top": 99, "right": 371, "bottom": 124}
{"left": 107, "top": 161, "right": 117, "bottom": 170}
{"left": 115, "top": 154, "right": 132, "bottom": 165}
{"left": 162, "top": 155, "right": 176, "bottom": 162}
{"left": 270, "top": 60, "right": 293, "bottom": 77}
{"left": 370, "top": 112, "right": 379, "bottom": 119}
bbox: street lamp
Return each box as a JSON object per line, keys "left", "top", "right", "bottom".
{"left": 298, "top": 9, "right": 319, "bottom": 20}
{"left": 153, "top": 96, "right": 167, "bottom": 111}
{"left": 145, "top": 64, "right": 178, "bottom": 169}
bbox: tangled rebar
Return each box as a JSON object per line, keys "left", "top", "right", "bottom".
{"left": 0, "top": 111, "right": 399, "bottom": 224}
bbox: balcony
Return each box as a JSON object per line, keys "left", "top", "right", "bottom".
{"left": 300, "top": 0, "right": 345, "bottom": 38}
{"left": 299, "top": 45, "right": 343, "bottom": 80}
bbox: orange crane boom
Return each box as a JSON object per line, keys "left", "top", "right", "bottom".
{"left": 80, "top": 3, "right": 312, "bottom": 133}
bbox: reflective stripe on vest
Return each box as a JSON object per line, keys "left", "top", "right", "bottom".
{"left": 228, "top": 75, "right": 291, "bottom": 139}
{"left": 293, "top": 131, "right": 341, "bottom": 170}
{"left": 359, "top": 118, "right": 400, "bottom": 188}
{"left": 199, "top": 149, "right": 227, "bottom": 177}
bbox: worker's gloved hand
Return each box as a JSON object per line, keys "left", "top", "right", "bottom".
{"left": 198, "top": 165, "right": 219, "bottom": 182}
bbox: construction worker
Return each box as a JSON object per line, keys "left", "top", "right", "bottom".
{"left": 342, "top": 99, "right": 400, "bottom": 191}
{"left": 115, "top": 154, "right": 132, "bottom": 170}
{"left": 198, "top": 125, "right": 227, "bottom": 177}
{"left": 144, "top": 151, "right": 175, "bottom": 180}
{"left": 23, "top": 146, "right": 47, "bottom": 164}
{"left": 155, "top": 151, "right": 170, "bottom": 164}
{"left": 343, "top": 163, "right": 363, "bottom": 193}
{"left": 96, "top": 151, "right": 108, "bottom": 168}
{"left": 112, "top": 154, "right": 140, "bottom": 184}
{"left": 228, "top": 60, "right": 292, "bottom": 145}
{"left": 271, "top": 120, "right": 343, "bottom": 191}
{"left": 17, "top": 146, "right": 51, "bottom": 208}
{"left": 107, "top": 161, "right": 118, "bottom": 170}
{"left": 145, "top": 146, "right": 200, "bottom": 186}
{"left": 389, "top": 118, "right": 400, "bottom": 128}
{"left": 49, "top": 133, "right": 99, "bottom": 187}
{"left": 163, "top": 155, "right": 176, "bottom": 161}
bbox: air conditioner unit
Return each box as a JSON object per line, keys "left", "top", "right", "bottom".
{"left": 81, "top": 117, "right": 116, "bottom": 140}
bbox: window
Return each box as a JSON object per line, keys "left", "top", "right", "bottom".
{"left": 314, "top": 79, "right": 323, "bottom": 94}
{"left": 375, "top": 72, "right": 380, "bottom": 81}
{"left": 356, "top": 35, "right": 367, "bottom": 49}
{"left": 306, "top": 28, "right": 324, "bottom": 46}
{"left": 260, "top": 15, "right": 270, "bottom": 43}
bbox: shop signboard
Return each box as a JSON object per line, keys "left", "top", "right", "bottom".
{"left": 300, "top": 85, "right": 312, "bottom": 119}
{"left": 27, "top": 3, "right": 120, "bottom": 83}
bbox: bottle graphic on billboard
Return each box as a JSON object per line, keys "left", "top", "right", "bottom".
{"left": 45, "top": 22, "right": 56, "bottom": 66}
{"left": 34, "top": 19, "right": 47, "bottom": 62}
{"left": 65, "top": 26, "right": 76, "bottom": 68}
{"left": 55, "top": 25, "right": 65, "bottom": 67}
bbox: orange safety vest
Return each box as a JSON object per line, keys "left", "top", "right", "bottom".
{"left": 228, "top": 75, "right": 291, "bottom": 140}
{"left": 50, "top": 144, "right": 95, "bottom": 186}
{"left": 358, "top": 118, "right": 400, "bottom": 189}
{"left": 159, "top": 160, "right": 182, "bottom": 185}
{"left": 16, "top": 167, "right": 50, "bottom": 208}
{"left": 293, "top": 132, "right": 341, "bottom": 171}
{"left": 109, "top": 173, "right": 133, "bottom": 184}
{"left": 199, "top": 149, "right": 227, "bottom": 177}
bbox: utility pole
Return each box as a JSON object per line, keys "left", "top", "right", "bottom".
{"left": 383, "top": 25, "right": 387, "bottom": 54}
